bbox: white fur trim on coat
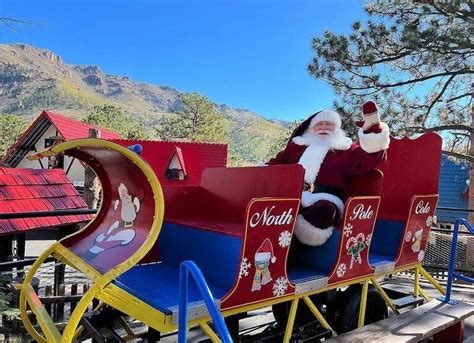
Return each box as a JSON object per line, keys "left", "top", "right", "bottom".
{"left": 301, "top": 191, "right": 344, "bottom": 214}
{"left": 296, "top": 144, "right": 330, "bottom": 184}
{"left": 295, "top": 215, "right": 334, "bottom": 246}
{"left": 358, "top": 122, "right": 390, "bottom": 153}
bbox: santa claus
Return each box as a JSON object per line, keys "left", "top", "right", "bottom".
{"left": 85, "top": 183, "right": 141, "bottom": 260}
{"left": 268, "top": 101, "right": 389, "bottom": 246}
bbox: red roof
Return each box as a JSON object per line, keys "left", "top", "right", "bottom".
{"left": 1, "top": 111, "right": 121, "bottom": 167}
{"left": 113, "top": 139, "right": 227, "bottom": 186}
{"left": 44, "top": 111, "right": 120, "bottom": 140}
{"left": 0, "top": 167, "right": 92, "bottom": 236}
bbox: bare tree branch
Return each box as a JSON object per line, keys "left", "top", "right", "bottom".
{"left": 409, "top": 124, "right": 473, "bottom": 133}
{"left": 0, "top": 17, "right": 34, "bottom": 25}
{"left": 447, "top": 92, "right": 474, "bottom": 103}
{"left": 442, "top": 150, "right": 474, "bottom": 163}
{"left": 421, "top": 74, "right": 456, "bottom": 123}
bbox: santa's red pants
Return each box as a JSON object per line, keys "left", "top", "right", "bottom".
{"left": 300, "top": 200, "right": 339, "bottom": 229}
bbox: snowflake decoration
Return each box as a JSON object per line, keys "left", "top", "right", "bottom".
{"left": 343, "top": 224, "right": 353, "bottom": 237}
{"left": 405, "top": 231, "right": 412, "bottom": 242}
{"left": 272, "top": 276, "right": 289, "bottom": 297}
{"left": 426, "top": 216, "right": 433, "bottom": 227}
{"left": 278, "top": 230, "right": 292, "bottom": 248}
{"left": 365, "top": 233, "right": 372, "bottom": 247}
{"left": 418, "top": 250, "right": 425, "bottom": 262}
{"left": 336, "top": 263, "right": 347, "bottom": 278}
{"left": 239, "top": 257, "right": 251, "bottom": 279}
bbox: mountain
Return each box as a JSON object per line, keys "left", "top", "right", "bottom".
{"left": 0, "top": 43, "right": 289, "bottom": 165}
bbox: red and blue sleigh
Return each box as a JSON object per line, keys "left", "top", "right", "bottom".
{"left": 17, "top": 132, "right": 445, "bottom": 342}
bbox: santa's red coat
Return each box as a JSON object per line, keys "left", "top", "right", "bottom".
{"left": 268, "top": 142, "right": 386, "bottom": 196}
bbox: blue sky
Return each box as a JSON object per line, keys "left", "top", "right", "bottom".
{"left": 0, "top": 0, "right": 367, "bottom": 121}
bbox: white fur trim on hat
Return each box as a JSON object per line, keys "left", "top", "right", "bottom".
{"left": 358, "top": 122, "right": 390, "bottom": 153}
{"left": 310, "top": 110, "right": 342, "bottom": 128}
{"left": 295, "top": 215, "right": 334, "bottom": 246}
{"left": 301, "top": 191, "right": 344, "bottom": 214}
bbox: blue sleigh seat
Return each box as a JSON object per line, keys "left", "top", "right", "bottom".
{"left": 114, "top": 221, "right": 242, "bottom": 319}
{"left": 287, "top": 229, "right": 341, "bottom": 282}
{"left": 369, "top": 219, "right": 405, "bottom": 265}
{"left": 114, "top": 263, "right": 227, "bottom": 316}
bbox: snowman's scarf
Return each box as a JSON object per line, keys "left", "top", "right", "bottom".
{"left": 251, "top": 266, "right": 272, "bottom": 291}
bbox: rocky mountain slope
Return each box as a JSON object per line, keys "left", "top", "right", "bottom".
{"left": 0, "top": 44, "right": 289, "bottom": 165}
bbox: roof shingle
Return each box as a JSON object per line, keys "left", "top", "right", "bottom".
{"left": 0, "top": 167, "right": 91, "bottom": 236}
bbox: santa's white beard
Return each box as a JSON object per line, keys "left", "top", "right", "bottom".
{"left": 121, "top": 202, "right": 137, "bottom": 222}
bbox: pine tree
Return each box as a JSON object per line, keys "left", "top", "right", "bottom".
{"left": 308, "top": 0, "right": 473, "bottom": 161}
{"left": 308, "top": 0, "right": 473, "bottom": 219}
{"left": 0, "top": 274, "right": 20, "bottom": 318}
{"left": 83, "top": 104, "right": 149, "bottom": 140}
{"left": 0, "top": 114, "right": 28, "bottom": 159}
{"left": 155, "top": 92, "right": 229, "bottom": 144}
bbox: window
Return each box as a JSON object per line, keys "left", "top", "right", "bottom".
{"left": 165, "top": 147, "right": 187, "bottom": 181}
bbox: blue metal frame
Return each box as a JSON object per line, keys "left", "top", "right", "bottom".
{"left": 439, "top": 218, "right": 474, "bottom": 304}
{"left": 178, "top": 260, "right": 233, "bottom": 343}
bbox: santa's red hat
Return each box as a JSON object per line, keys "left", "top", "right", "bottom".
{"left": 289, "top": 110, "right": 342, "bottom": 143}
{"left": 255, "top": 238, "right": 276, "bottom": 263}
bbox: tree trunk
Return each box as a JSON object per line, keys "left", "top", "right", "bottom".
{"left": 469, "top": 100, "right": 474, "bottom": 225}
{"left": 84, "top": 129, "right": 101, "bottom": 208}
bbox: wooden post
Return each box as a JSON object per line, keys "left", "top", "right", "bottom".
{"left": 15, "top": 234, "right": 25, "bottom": 259}
{"left": 84, "top": 128, "right": 101, "bottom": 209}
{"left": 15, "top": 233, "right": 26, "bottom": 279}
{"left": 56, "top": 284, "right": 65, "bottom": 322}
{"left": 54, "top": 228, "right": 67, "bottom": 321}
{"left": 45, "top": 285, "right": 53, "bottom": 315}
{"left": 70, "top": 284, "right": 78, "bottom": 314}
{"left": 0, "top": 236, "right": 13, "bottom": 263}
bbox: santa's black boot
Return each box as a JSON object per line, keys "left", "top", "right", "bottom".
{"left": 300, "top": 200, "right": 339, "bottom": 229}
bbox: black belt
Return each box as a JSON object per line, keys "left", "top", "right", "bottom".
{"left": 303, "top": 182, "right": 343, "bottom": 198}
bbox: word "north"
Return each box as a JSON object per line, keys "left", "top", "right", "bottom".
{"left": 250, "top": 206, "right": 294, "bottom": 228}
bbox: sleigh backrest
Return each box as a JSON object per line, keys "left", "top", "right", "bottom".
{"left": 377, "top": 133, "right": 442, "bottom": 220}
{"left": 345, "top": 169, "right": 384, "bottom": 198}
{"left": 199, "top": 164, "right": 305, "bottom": 221}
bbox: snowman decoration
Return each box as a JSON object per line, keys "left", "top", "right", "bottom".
{"left": 411, "top": 227, "right": 423, "bottom": 253}
{"left": 251, "top": 238, "right": 277, "bottom": 292}
{"left": 86, "top": 183, "right": 141, "bottom": 259}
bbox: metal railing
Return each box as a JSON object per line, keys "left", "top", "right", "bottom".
{"left": 439, "top": 218, "right": 474, "bottom": 304}
{"left": 178, "top": 260, "right": 232, "bottom": 343}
